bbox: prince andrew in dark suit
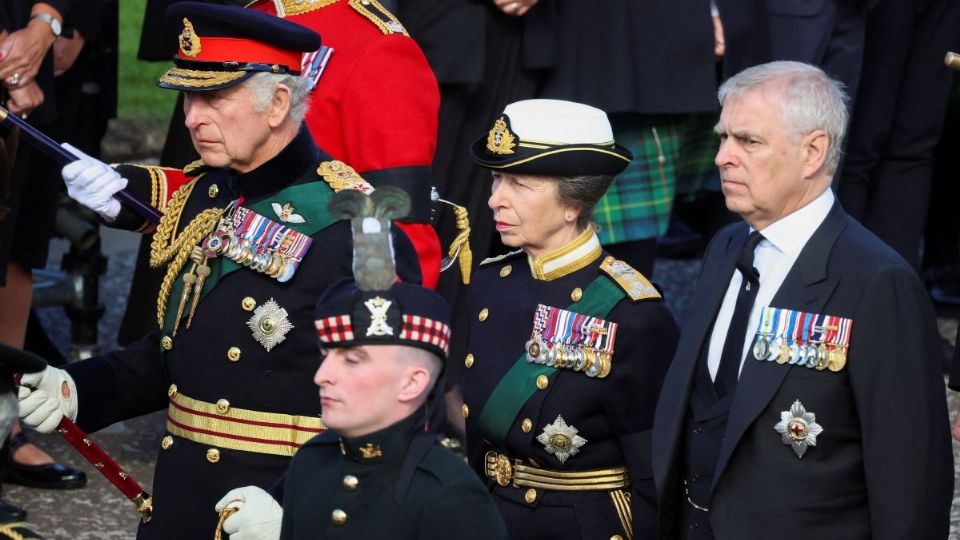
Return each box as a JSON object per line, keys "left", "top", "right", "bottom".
{"left": 651, "top": 61, "right": 953, "bottom": 540}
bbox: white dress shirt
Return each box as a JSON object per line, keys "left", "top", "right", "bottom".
{"left": 707, "top": 189, "right": 835, "bottom": 381}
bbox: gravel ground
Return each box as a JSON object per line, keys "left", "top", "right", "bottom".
{"left": 10, "top": 230, "right": 960, "bottom": 539}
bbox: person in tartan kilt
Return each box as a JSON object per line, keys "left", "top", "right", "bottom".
{"left": 461, "top": 99, "right": 679, "bottom": 539}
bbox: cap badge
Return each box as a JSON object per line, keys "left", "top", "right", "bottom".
{"left": 364, "top": 296, "right": 394, "bottom": 336}
{"left": 537, "top": 415, "right": 586, "bottom": 464}
{"left": 246, "top": 298, "right": 294, "bottom": 351}
{"left": 773, "top": 400, "right": 823, "bottom": 458}
{"left": 179, "top": 18, "right": 201, "bottom": 58}
{"left": 486, "top": 117, "right": 517, "bottom": 155}
{"left": 271, "top": 202, "right": 305, "bottom": 224}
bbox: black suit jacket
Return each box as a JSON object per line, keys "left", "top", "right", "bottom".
{"left": 652, "top": 202, "right": 952, "bottom": 539}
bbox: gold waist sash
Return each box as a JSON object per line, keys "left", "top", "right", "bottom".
{"left": 484, "top": 451, "right": 629, "bottom": 491}
{"left": 166, "top": 392, "right": 325, "bottom": 457}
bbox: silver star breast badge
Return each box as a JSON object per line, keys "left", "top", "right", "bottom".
{"left": 774, "top": 399, "right": 823, "bottom": 458}
{"left": 246, "top": 298, "right": 295, "bottom": 352}
{"left": 537, "top": 415, "right": 587, "bottom": 464}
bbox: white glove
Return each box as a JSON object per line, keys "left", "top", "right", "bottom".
{"left": 17, "top": 366, "right": 78, "bottom": 433}
{"left": 215, "top": 486, "right": 283, "bottom": 540}
{"left": 61, "top": 142, "right": 128, "bottom": 221}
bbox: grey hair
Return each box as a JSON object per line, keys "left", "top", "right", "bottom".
{"left": 718, "top": 61, "right": 849, "bottom": 175}
{"left": 556, "top": 174, "right": 615, "bottom": 230}
{"left": 244, "top": 72, "right": 312, "bottom": 125}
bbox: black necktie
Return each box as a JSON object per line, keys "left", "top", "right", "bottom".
{"left": 714, "top": 230, "right": 764, "bottom": 398}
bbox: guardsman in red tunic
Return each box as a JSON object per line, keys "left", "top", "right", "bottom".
{"left": 248, "top": 0, "right": 443, "bottom": 289}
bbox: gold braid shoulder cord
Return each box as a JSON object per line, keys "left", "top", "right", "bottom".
{"left": 149, "top": 179, "right": 225, "bottom": 328}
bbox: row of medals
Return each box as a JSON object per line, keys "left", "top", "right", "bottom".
{"left": 525, "top": 337, "right": 612, "bottom": 379}
{"left": 752, "top": 335, "right": 847, "bottom": 372}
{"left": 203, "top": 211, "right": 295, "bottom": 281}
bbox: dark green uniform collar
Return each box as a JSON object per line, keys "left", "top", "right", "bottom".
{"left": 339, "top": 412, "right": 424, "bottom": 466}
{"left": 227, "top": 125, "right": 319, "bottom": 201}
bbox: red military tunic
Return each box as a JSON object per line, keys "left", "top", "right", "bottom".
{"left": 249, "top": 0, "right": 442, "bottom": 288}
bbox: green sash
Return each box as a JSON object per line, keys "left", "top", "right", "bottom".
{"left": 476, "top": 275, "right": 625, "bottom": 448}
{"left": 161, "top": 181, "right": 336, "bottom": 334}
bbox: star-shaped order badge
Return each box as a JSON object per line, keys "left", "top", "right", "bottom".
{"left": 774, "top": 400, "right": 823, "bottom": 458}
{"left": 246, "top": 298, "right": 294, "bottom": 352}
{"left": 537, "top": 415, "right": 587, "bottom": 464}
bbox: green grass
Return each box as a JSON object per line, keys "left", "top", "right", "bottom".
{"left": 118, "top": 0, "right": 177, "bottom": 119}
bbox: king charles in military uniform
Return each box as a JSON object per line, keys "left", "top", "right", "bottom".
{"left": 17, "top": 4, "right": 420, "bottom": 539}
{"left": 461, "top": 100, "right": 680, "bottom": 539}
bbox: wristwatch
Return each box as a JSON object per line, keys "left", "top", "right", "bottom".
{"left": 30, "top": 13, "right": 62, "bottom": 37}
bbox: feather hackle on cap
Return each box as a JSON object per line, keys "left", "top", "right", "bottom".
{"left": 327, "top": 188, "right": 412, "bottom": 292}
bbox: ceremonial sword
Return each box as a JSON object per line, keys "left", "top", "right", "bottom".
{"left": 14, "top": 375, "right": 153, "bottom": 522}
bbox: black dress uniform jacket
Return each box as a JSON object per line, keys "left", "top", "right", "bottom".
{"left": 280, "top": 412, "right": 507, "bottom": 539}
{"left": 64, "top": 128, "right": 421, "bottom": 540}
{"left": 463, "top": 233, "right": 679, "bottom": 539}
{"left": 651, "top": 202, "right": 952, "bottom": 540}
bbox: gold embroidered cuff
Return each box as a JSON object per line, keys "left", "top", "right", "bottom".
{"left": 484, "top": 451, "right": 629, "bottom": 491}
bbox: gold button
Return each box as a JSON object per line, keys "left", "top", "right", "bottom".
{"left": 342, "top": 475, "right": 359, "bottom": 491}
{"left": 611, "top": 536, "right": 624, "bottom": 540}
{"left": 521, "top": 419, "right": 532, "bottom": 433}
{"left": 161, "top": 336, "right": 173, "bottom": 350}
{"left": 167, "top": 384, "right": 178, "bottom": 398}
{"left": 478, "top": 308, "right": 489, "bottom": 322}
{"left": 499, "top": 265, "right": 512, "bottom": 277}
{"left": 208, "top": 184, "right": 219, "bottom": 198}
{"left": 524, "top": 488, "right": 537, "bottom": 504}
{"left": 464, "top": 354, "right": 474, "bottom": 369}
{"left": 161, "top": 435, "right": 173, "bottom": 450}
{"left": 571, "top": 287, "right": 583, "bottom": 302}
{"left": 461, "top": 404, "right": 470, "bottom": 418}
{"left": 227, "top": 347, "right": 241, "bottom": 362}
{"left": 536, "top": 375, "right": 549, "bottom": 390}
{"left": 604, "top": 256, "right": 615, "bottom": 264}
{"left": 331, "top": 509, "right": 347, "bottom": 526}
{"left": 206, "top": 448, "right": 220, "bottom": 463}
{"left": 241, "top": 297, "right": 256, "bottom": 311}
{"left": 216, "top": 399, "right": 230, "bottom": 415}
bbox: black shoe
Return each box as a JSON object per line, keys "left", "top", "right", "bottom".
{"left": 0, "top": 498, "right": 27, "bottom": 521}
{"left": 4, "top": 432, "right": 87, "bottom": 490}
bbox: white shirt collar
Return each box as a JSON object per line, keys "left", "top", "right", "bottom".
{"left": 754, "top": 189, "right": 835, "bottom": 256}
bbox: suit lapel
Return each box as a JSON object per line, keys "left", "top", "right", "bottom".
{"left": 710, "top": 203, "right": 848, "bottom": 494}
{"left": 653, "top": 226, "right": 742, "bottom": 497}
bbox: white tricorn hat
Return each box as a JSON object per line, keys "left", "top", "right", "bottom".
{"left": 470, "top": 99, "right": 632, "bottom": 176}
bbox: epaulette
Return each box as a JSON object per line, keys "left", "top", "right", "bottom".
{"left": 480, "top": 249, "right": 523, "bottom": 267}
{"left": 347, "top": 0, "right": 408, "bottom": 35}
{"left": 599, "top": 256, "right": 661, "bottom": 301}
{"left": 316, "top": 160, "right": 374, "bottom": 193}
{"left": 268, "top": 0, "right": 337, "bottom": 17}
{"left": 182, "top": 159, "right": 210, "bottom": 177}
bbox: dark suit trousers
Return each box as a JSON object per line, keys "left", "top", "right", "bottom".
{"left": 838, "top": 0, "right": 960, "bottom": 270}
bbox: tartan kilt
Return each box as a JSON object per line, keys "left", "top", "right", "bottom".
{"left": 675, "top": 112, "right": 721, "bottom": 198}
{"left": 593, "top": 115, "right": 681, "bottom": 244}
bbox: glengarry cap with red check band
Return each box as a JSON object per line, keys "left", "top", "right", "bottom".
{"left": 314, "top": 279, "right": 451, "bottom": 359}
{"left": 158, "top": 1, "right": 321, "bottom": 91}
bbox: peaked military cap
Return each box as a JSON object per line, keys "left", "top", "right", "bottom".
{"left": 314, "top": 280, "right": 451, "bottom": 359}
{"left": 158, "top": 2, "right": 321, "bottom": 91}
{"left": 470, "top": 99, "right": 633, "bottom": 176}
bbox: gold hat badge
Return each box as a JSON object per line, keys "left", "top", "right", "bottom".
{"left": 486, "top": 117, "right": 517, "bottom": 155}
{"left": 179, "top": 18, "right": 201, "bottom": 57}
